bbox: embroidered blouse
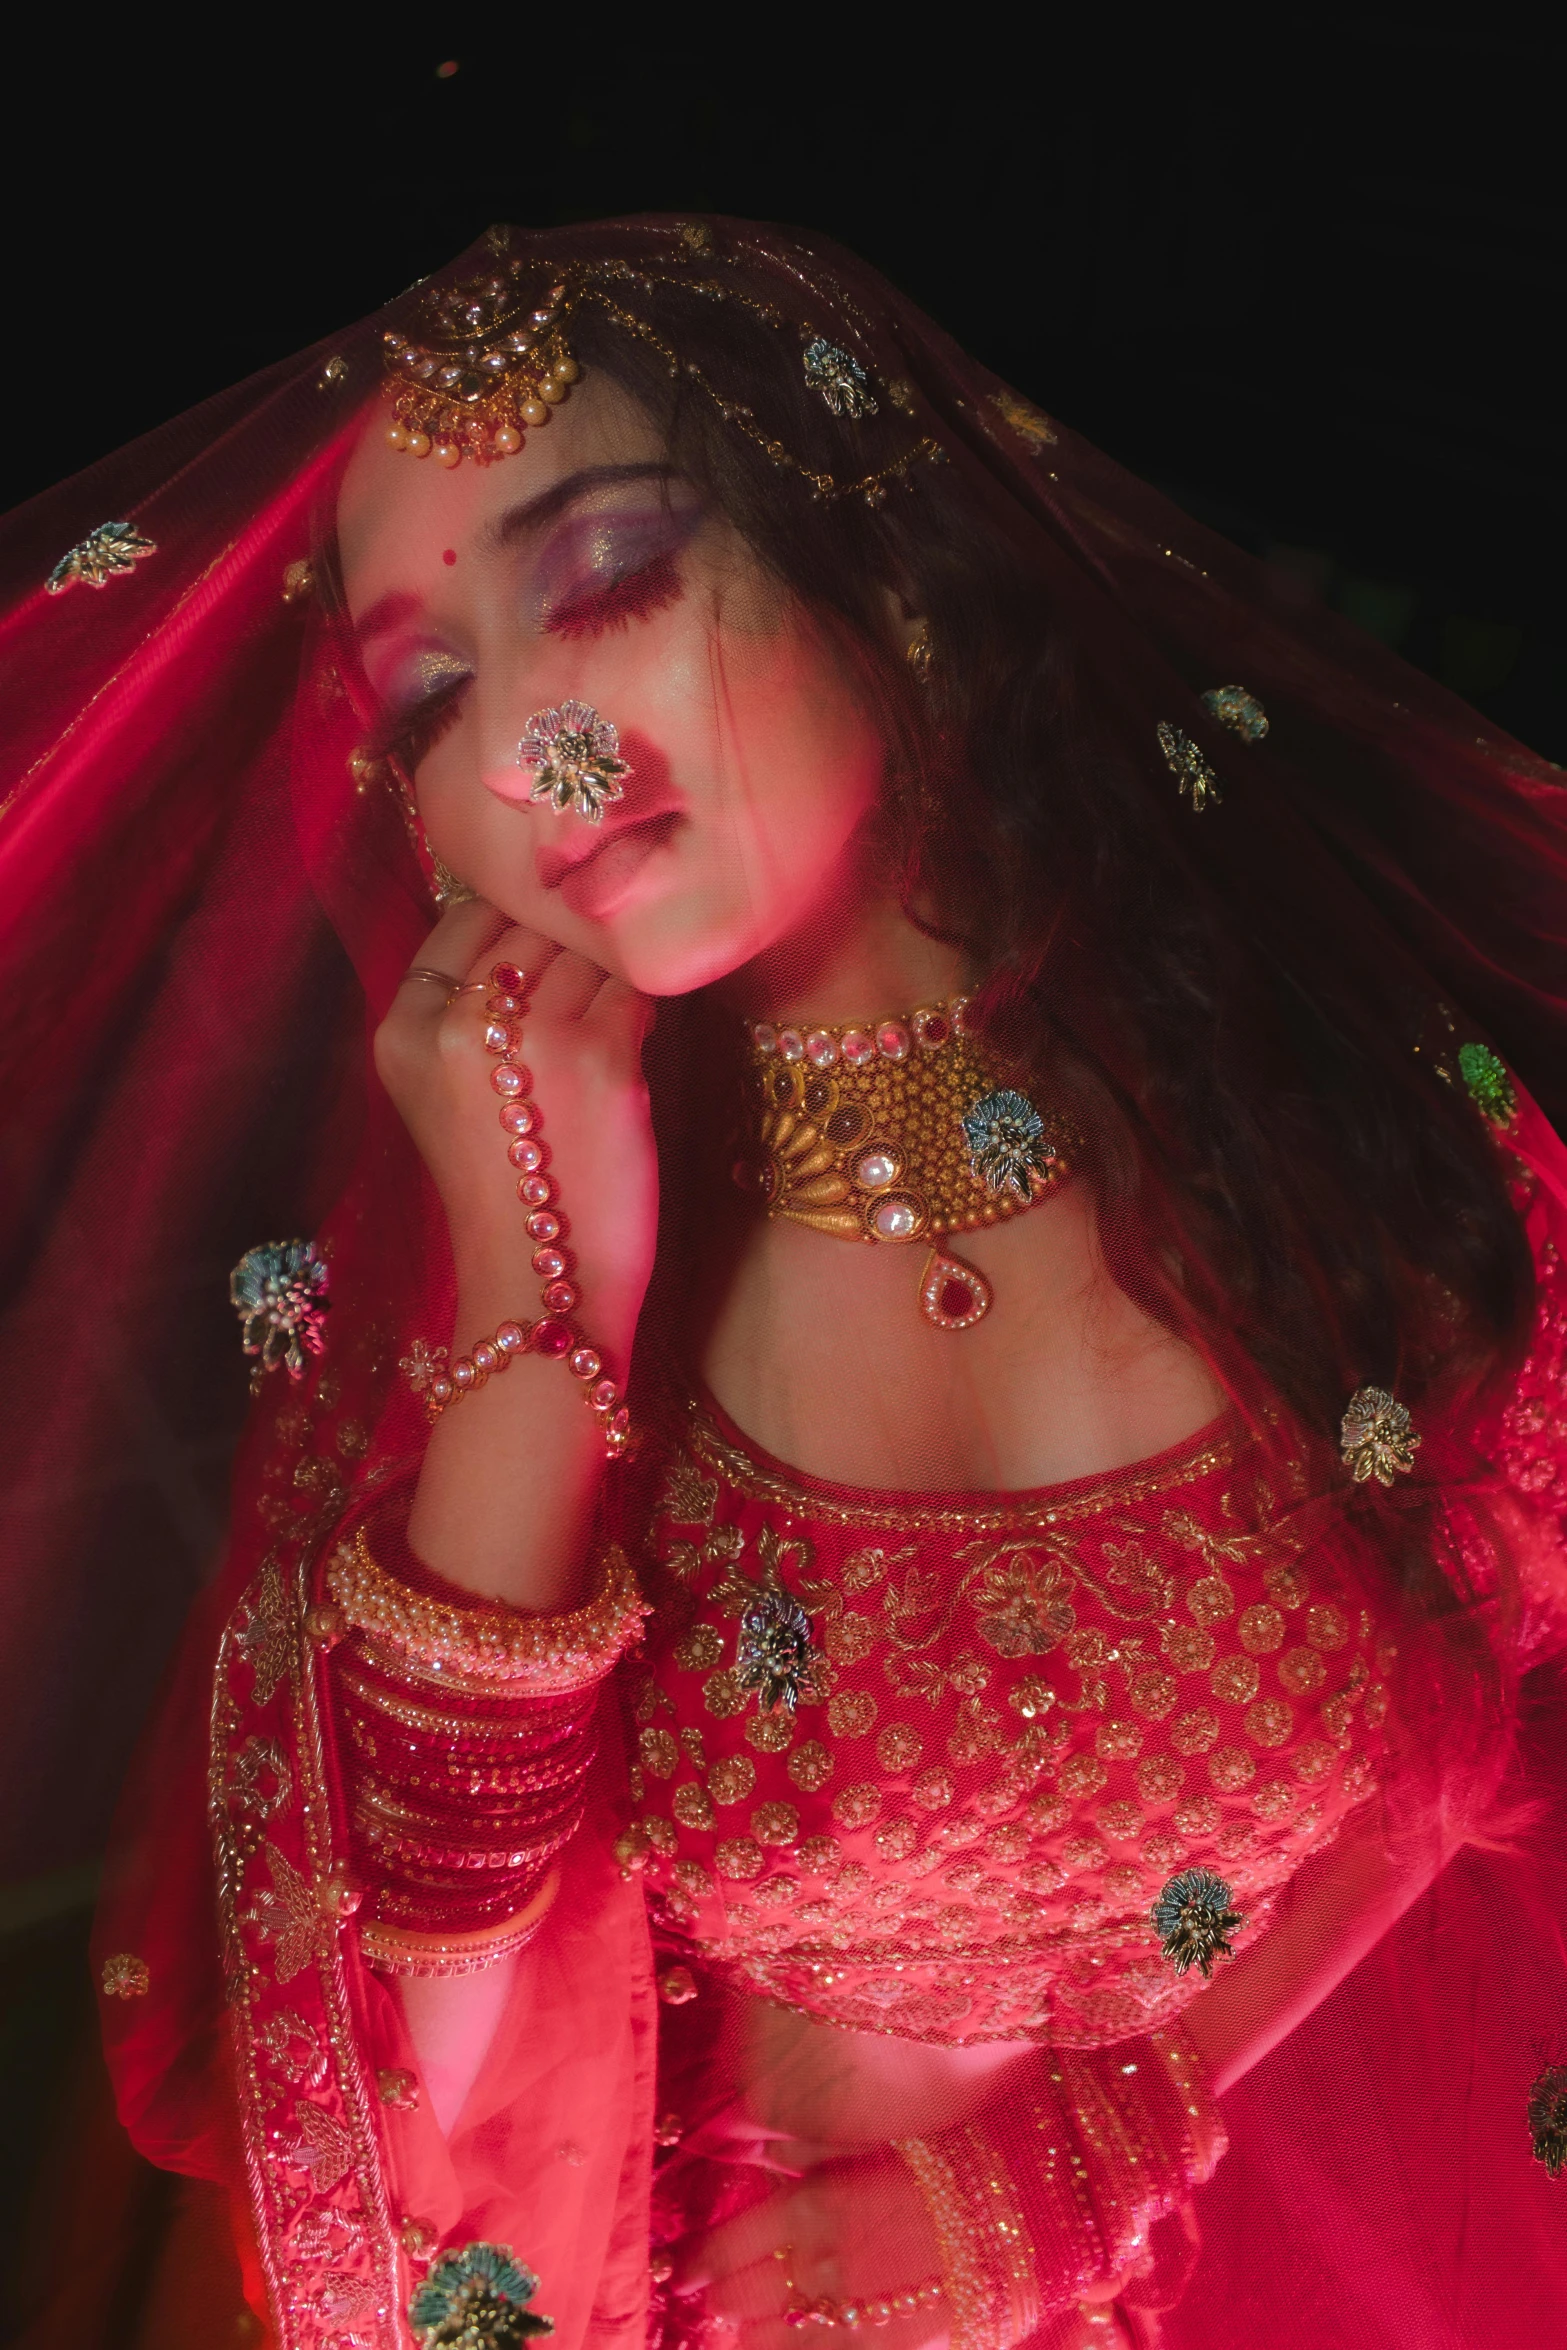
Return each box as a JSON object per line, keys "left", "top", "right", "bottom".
{"left": 623, "top": 1397, "right": 1387, "bottom": 2047}
{"left": 328, "top": 1144, "right": 1567, "bottom": 2029}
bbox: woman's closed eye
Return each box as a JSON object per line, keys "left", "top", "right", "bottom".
{"left": 544, "top": 549, "right": 682, "bottom": 640}
{"left": 533, "top": 500, "right": 700, "bottom": 642}
{"left": 370, "top": 649, "right": 473, "bottom": 766}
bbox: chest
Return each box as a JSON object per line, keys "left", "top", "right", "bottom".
{"left": 694, "top": 1187, "right": 1226, "bottom": 1493}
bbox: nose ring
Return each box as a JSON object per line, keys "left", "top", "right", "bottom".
{"left": 516, "top": 699, "right": 633, "bottom": 824}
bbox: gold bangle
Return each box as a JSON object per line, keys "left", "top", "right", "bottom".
{"left": 358, "top": 1864, "right": 560, "bottom": 1977}
{"left": 896, "top": 2129, "right": 1035, "bottom": 2350}
{"left": 325, "top": 1528, "right": 648, "bottom": 1694}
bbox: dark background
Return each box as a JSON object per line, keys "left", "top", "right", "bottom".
{"left": 2, "top": 19, "right": 1564, "bottom": 2340}
{"left": 5, "top": 22, "right": 1565, "bottom": 754}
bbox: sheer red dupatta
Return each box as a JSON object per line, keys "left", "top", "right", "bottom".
{"left": 68, "top": 531, "right": 661, "bottom": 2342}
{"left": 0, "top": 213, "right": 1562, "bottom": 2350}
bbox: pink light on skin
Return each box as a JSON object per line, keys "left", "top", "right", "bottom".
{"left": 337, "top": 375, "right": 897, "bottom": 1003}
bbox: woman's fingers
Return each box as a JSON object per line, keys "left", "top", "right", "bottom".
{"left": 461, "top": 914, "right": 561, "bottom": 997}
{"left": 417, "top": 895, "right": 510, "bottom": 980}
{"left": 692, "top": 2256, "right": 797, "bottom": 2324}
{"left": 675, "top": 2203, "right": 810, "bottom": 2295}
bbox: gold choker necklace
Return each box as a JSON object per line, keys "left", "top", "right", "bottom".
{"left": 733, "top": 998, "right": 1077, "bottom": 1329}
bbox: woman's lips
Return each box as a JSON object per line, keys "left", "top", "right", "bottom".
{"left": 543, "top": 809, "right": 684, "bottom": 920}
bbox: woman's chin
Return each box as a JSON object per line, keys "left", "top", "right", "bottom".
{"left": 595, "top": 898, "right": 776, "bottom": 1001}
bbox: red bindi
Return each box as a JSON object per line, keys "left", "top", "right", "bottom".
{"left": 442, "top": 548, "right": 457, "bottom": 566}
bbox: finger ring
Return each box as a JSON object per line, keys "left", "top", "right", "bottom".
{"left": 446, "top": 982, "right": 490, "bottom": 1003}
{"left": 403, "top": 965, "right": 462, "bottom": 989}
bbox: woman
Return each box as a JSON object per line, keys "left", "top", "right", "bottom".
{"left": 5, "top": 217, "right": 1567, "bottom": 2350}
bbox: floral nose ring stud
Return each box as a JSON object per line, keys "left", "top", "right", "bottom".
{"left": 516, "top": 700, "right": 633, "bottom": 823}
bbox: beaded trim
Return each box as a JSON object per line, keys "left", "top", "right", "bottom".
{"left": 358, "top": 1864, "right": 561, "bottom": 1978}
{"left": 325, "top": 1529, "right": 647, "bottom": 1691}
{"left": 681, "top": 1397, "right": 1246, "bottom": 1535}
{"left": 897, "top": 2133, "right": 1024, "bottom": 2350}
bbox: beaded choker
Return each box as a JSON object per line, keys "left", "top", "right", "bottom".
{"left": 733, "top": 999, "right": 1077, "bottom": 1329}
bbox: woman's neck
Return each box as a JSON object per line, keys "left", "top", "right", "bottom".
{"left": 719, "top": 887, "right": 968, "bottom": 1029}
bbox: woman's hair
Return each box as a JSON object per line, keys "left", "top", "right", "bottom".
{"left": 569, "top": 288, "right": 1537, "bottom": 1459}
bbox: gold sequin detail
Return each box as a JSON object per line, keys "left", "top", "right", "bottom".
{"left": 709, "top": 1755, "right": 756, "bottom": 1805}
{"left": 326, "top": 1530, "right": 645, "bottom": 1692}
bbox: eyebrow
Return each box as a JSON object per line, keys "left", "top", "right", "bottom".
{"left": 481, "top": 462, "right": 677, "bottom": 554}
{"left": 350, "top": 464, "right": 678, "bottom": 652}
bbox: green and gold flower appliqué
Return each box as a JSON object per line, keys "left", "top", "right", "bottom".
{"left": 409, "top": 2242, "right": 553, "bottom": 2348}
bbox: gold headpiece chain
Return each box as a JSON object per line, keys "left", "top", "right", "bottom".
{"left": 379, "top": 239, "right": 944, "bottom": 507}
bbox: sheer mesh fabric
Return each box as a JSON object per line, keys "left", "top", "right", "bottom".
{"left": 0, "top": 215, "right": 1564, "bottom": 2349}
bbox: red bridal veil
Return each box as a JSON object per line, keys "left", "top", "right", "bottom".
{"left": 3, "top": 217, "right": 1567, "bottom": 2349}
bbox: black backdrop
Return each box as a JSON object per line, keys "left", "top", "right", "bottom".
{"left": 4, "top": 23, "right": 1564, "bottom": 752}
{"left": 1, "top": 19, "right": 1565, "bottom": 2342}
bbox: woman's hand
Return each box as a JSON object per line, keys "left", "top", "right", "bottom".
{"left": 671, "top": 2150, "right": 946, "bottom": 2350}
{"left": 374, "top": 896, "right": 658, "bottom": 1356}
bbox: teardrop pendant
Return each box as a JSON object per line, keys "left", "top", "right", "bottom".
{"left": 919, "top": 1248, "right": 992, "bottom": 1331}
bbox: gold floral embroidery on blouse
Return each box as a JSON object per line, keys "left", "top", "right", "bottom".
{"left": 633, "top": 1414, "right": 1388, "bottom": 2048}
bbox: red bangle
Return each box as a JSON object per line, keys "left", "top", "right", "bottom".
{"left": 411, "top": 961, "right": 630, "bottom": 1461}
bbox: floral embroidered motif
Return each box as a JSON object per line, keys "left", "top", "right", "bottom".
{"left": 1458, "top": 1040, "right": 1517, "bottom": 1127}
{"left": 709, "top": 1754, "right": 757, "bottom": 1804}
{"left": 274, "top": 2099, "right": 354, "bottom": 2192}
{"left": 1201, "top": 685, "right": 1269, "bottom": 743}
{"left": 229, "top": 1734, "right": 294, "bottom": 1821}
{"left": 988, "top": 389, "right": 1058, "bottom": 450}
{"left": 1156, "top": 720, "right": 1221, "bottom": 812}
{"left": 1151, "top": 1867, "right": 1244, "bottom": 1978}
{"left": 45, "top": 518, "right": 156, "bottom": 594}
{"left": 400, "top": 1336, "right": 448, "bottom": 1395}
{"left": 803, "top": 337, "right": 877, "bottom": 418}
{"left": 1340, "top": 1387, "right": 1420, "bottom": 1486}
{"left": 409, "top": 2241, "right": 554, "bottom": 2347}
{"left": 100, "top": 1952, "right": 149, "bottom": 1998}
{"left": 968, "top": 1545, "right": 1077, "bottom": 1656}
{"left": 230, "top": 1240, "right": 330, "bottom": 1383}
{"left": 960, "top": 1090, "right": 1058, "bottom": 1201}
{"left": 516, "top": 699, "right": 632, "bottom": 823}
{"left": 259, "top": 2010, "right": 327, "bottom": 2088}
{"left": 1528, "top": 2064, "right": 1567, "bottom": 2179}
{"left": 663, "top": 1460, "right": 720, "bottom": 1527}
{"left": 243, "top": 1842, "right": 334, "bottom": 1984}
{"left": 233, "top": 1557, "right": 294, "bottom": 1709}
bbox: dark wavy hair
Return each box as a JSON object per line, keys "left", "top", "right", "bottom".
{"left": 568, "top": 281, "right": 1537, "bottom": 1460}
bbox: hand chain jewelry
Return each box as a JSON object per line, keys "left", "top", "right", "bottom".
{"left": 418, "top": 962, "right": 631, "bottom": 1460}
{"left": 774, "top": 2246, "right": 945, "bottom": 2332}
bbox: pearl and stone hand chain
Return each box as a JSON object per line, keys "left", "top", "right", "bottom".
{"left": 774, "top": 2244, "right": 945, "bottom": 2332}
{"left": 416, "top": 961, "right": 630, "bottom": 1460}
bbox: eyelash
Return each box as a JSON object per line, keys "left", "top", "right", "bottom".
{"left": 369, "top": 545, "right": 683, "bottom": 764}
{"left": 544, "top": 551, "right": 682, "bottom": 640}
{"left": 371, "top": 678, "right": 468, "bottom": 772}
